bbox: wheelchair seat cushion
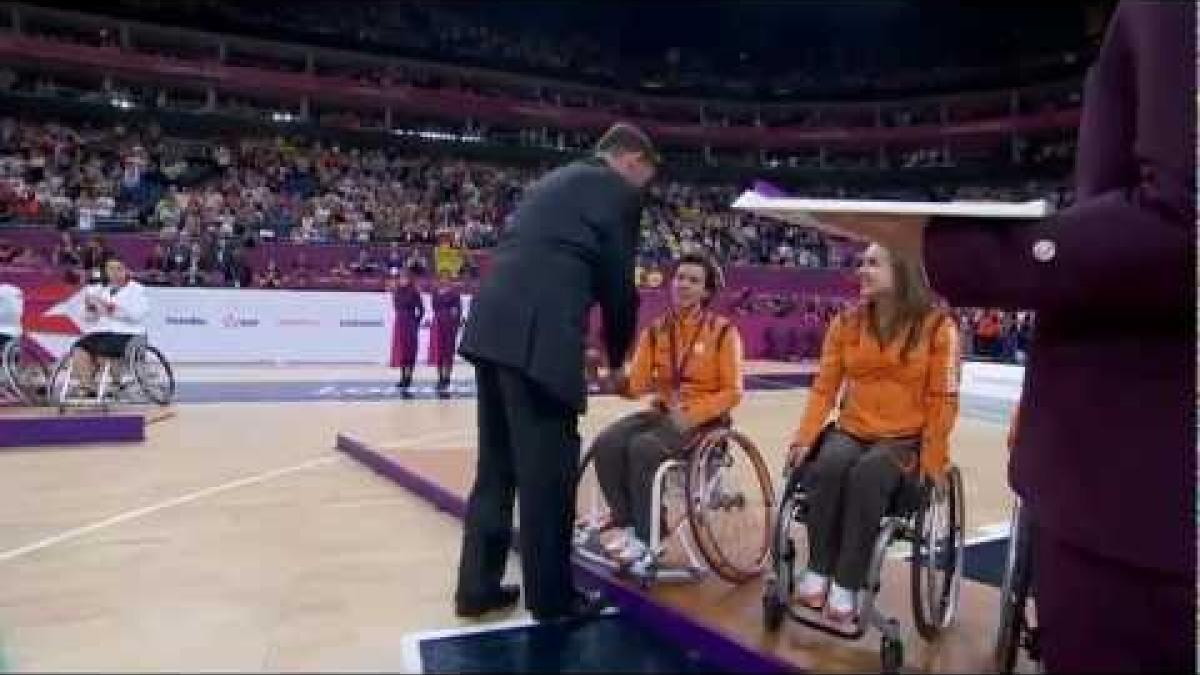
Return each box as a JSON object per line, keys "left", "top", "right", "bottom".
{"left": 887, "top": 476, "right": 926, "bottom": 517}
{"left": 78, "top": 332, "right": 134, "bottom": 359}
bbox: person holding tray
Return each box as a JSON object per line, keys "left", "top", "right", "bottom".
{"left": 776, "top": 3, "right": 1193, "bottom": 669}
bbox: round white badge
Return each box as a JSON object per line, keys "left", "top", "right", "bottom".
{"left": 1032, "top": 239, "right": 1057, "bottom": 263}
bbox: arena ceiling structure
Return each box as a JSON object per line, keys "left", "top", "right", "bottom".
{"left": 24, "top": 0, "right": 1116, "bottom": 100}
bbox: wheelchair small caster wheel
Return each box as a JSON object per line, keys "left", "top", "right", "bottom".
{"left": 630, "top": 555, "right": 656, "bottom": 588}
{"left": 762, "top": 581, "right": 785, "bottom": 632}
{"left": 881, "top": 637, "right": 904, "bottom": 673}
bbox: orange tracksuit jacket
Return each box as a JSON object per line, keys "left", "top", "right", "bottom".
{"left": 793, "top": 306, "right": 961, "bottom": 478}
{"left": 624, "top": 308, "right": 744, "bottom": 428}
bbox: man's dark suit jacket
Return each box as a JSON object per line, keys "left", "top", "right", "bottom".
{"left": 459, "top": 157, "right": 641, "bottom": 413}
{"left": 924, "top": 1, "right": 1195, "bottom": 577}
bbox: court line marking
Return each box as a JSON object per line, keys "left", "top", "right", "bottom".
{"left": 399, "top": 607, "right": 621, "bottom": 674}
{"left": 0, "top": 428, "right": 467, "bottom": 564}
{"left": 885, "top": 520, "right": 1011, "bottom": 559}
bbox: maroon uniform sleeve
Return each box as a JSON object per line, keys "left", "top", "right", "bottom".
{"left": 923, "top": 2, "right": 1194, "bottom": 319}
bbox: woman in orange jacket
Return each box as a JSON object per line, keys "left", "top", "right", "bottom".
{"left": 787, "top": 243, "right": 961, "bottom": 622}
{"left": 590, "top": 252, "right": 744, "bottom": 564}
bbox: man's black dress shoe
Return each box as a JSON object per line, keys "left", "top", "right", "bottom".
{"left": 454, "top": 584, "right": 521, "bottom": 618}
{"left": 530, "top": 589, "right": 612, "bottom": 623}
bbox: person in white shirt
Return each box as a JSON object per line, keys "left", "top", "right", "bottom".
{"left": 74, "top": 258, "right": 149, "bottom": 388}
{"left": 0, "top": 283, "right": 22, "bottom": 351}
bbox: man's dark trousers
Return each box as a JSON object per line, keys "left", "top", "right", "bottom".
{"left": 455, "top": 360, "right": 581, "bottom": 617}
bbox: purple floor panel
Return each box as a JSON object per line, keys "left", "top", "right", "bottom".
{"left": 0, "top": 413, "right": 144, "bottom": 448}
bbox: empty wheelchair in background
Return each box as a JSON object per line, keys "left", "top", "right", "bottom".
{"left": 0, "top": 336, "right": 53, "bottom": 405}
{"left": 762, "top": 426, "right": 966, "bottom": 674}
{"left": 573, "top": 420, "right": 775, "bottom": 586}
{"left": 50, "top": 333, "right": 175, "bottom": 411}
{"left": 993, "top": 497, "right": 1041, "bottom": 673}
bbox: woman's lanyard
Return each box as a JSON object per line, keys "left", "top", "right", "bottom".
{"left": 666, "top": 309, "right": 709, "bottom": 405}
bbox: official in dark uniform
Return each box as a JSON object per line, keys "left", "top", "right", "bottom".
{"left": 454, "top": 123, "right": 659, "bottom": 622}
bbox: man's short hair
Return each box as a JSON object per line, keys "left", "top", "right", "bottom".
{"left": 594, "top": 123, "right": 661, "bottom": 165}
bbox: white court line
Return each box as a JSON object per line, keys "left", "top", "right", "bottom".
{"left": 0, "top": 428, "right": 467, "bottom": 564}
{"left": 886, "top": 520, "right": 1011, "bottom": 559}
{"left": 965, "top": 521, "right": 1013, "bottom": 546}
{"left": 399, "top": 607, "right": 621, "bottom": 674}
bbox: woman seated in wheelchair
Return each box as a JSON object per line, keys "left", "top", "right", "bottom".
{"left": 787, "top": 243, "right": 960, "bottom": 623}
{"left": 589, "top": 252, "right": 744, "bottom": 566}
{"left": 74, "top": 258, "right": 149, "bottom": 393}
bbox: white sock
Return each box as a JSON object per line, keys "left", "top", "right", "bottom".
{"left": 798, "top": 570, "right": 829, "bottom": 597}
{"left": 603, "top": 527, "right": 635, "bottom": 552}
{"left": 827, "top": 583, "right": 858, "bottom": 614}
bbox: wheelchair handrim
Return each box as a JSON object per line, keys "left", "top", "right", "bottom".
{"left": 2, "top": 340, "right": 50, "bottom": 404}
{"left": 133, "top": 345, "right": 175, "bottom": 405}
{"left": 912, "top": 466, "right": 964, "bottom": 634}
{"left": 770, "top": 492, "right": 804, "bottom": 599}
{"left": 685, "top": 429, "right": 775, "bottom": 584}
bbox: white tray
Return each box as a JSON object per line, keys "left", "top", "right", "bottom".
{"left": 731, "top": 190, "right": 1053, "bottom": 226}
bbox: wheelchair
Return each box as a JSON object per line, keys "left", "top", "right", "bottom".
{"left": 993, "top": 497, "right": 1041, "bottom": 673}
{"left": 49, "top": 333, "right": 175, "bottom": 411}
{"left": 573, "top": 417, "right": 776, "bottom": 586}
{"left": 762, "top": 425, "right": 965, "bottom": 674}
{"left": 0, "top": 335, "right": 53, "bottom": 405}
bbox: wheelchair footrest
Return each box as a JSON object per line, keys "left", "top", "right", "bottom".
{"left": 783, "top": 602, "right": 868, "bottom": 640}
{"left": 572, "top": 538, "right": 703, "bottom": 584}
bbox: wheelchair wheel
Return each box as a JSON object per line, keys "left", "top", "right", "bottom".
{"left": 2, "top": 339, "right": 51, "bottom": 405}
{"left": 911, "top": 465, "right": 965, "bottom": 640}
{"left": 131, "top": 344, "right": 175, "bottom": 406}
{"left": 762, "top": 577, "right": 786, "bottom": 631}
{"left": 686, "top": 428, "right": 775, "bottom": 584}
{"left": 763, "top": 470, "right": 806, "bottom": 631}
{"left": 48, "top": 347, "right": 81, "bottom": 410}
{"left": 881, "top": 636, "right": 905, "bottom": 674}
{"left": 994, "top": 500, "right": 1035, "bottom": 673}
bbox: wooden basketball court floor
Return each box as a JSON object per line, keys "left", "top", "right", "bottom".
{"left": 0, "top": 361, "right": 1017, "bottom": 672}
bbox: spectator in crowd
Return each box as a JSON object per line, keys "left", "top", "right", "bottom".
{"left": 256, "top": 259, "right": 285, "bottom": 288}
{"left": 54, "top": 231, "right": 82, "bottom": 267}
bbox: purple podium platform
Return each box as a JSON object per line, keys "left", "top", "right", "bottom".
{"left": 0, "top": 406, "right": 173, "bottom": 448}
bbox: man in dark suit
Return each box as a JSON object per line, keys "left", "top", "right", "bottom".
{"left": 812, "top": 3, "right": 1194, "bottom": 670}
{"left": 454, "top": 124, "right": 658, "bottom": 622}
